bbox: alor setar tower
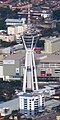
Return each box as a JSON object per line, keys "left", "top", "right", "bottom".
{"left": 19, "top": 6, "right": 45, "bottom": 117}
{"left": 22, "top": 20, "right": 39, "bottom": 92}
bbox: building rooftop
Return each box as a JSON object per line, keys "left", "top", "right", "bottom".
{"left": 36, "top": 53, "right": 60, "bottom": 63}
{"left": 20, "top": 93, "right": 33, "bottom": 97}
{"left": 45, "top": 99, "right": 60, "bottom": 108}
{"left": 5, "top": 18, "right": 26, "bottom": 24}
{"left": 34, "top": 85, "right": 54, "bottom": 94}
{"left": 49, "top": 85, "right": 60, "bottom": 88}
{"left": 20, "top": 92, "right": 39, "bottom": 97}
{"left": 0, "top": 98, "right": 19, "bottom": 111}
{"left": 5, "top": 18, "right": 22, "bottom": 23}
{"left": 41, "top": 36, "right": 60, "bottom": 43}
{"left": 3, "top": 50, "right": 60, "bottom": 63}
{"left": 3, "top": 50, "right": 25, "bottom": 61}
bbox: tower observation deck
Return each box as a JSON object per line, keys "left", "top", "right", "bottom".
{"left": 23, "top": 26, "right": 39, "bottom": 48}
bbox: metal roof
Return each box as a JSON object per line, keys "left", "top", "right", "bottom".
{"left": 36, "top": 53, "right": 60, "bottom": 63}
{"left": 3, "top": 50, "right": 25, "bottom": 61}
{"left": 41, "top": 36, "right": 60, "bottom": 42}
{"left": 5, "top": 18, "right": 26, "bottom": 23}
{"left": 5, "top": 19, "right": 21, "bottom": 23}
{"left": 20, "top": 93, "right": 38, "bottom": 97}
{"left": 45, "top": 99, "right": 60, "bottom": 108}
{"left": 0, "top": 98, "right": 19, "bottom": 111}
{"left": 3, "top": 51, "right": 60, "bottom": 63}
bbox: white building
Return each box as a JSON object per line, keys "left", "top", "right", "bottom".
{"left": 44, "top": 37, "right": 60, "bottom": 53}
{"left": 0, "top": 34, "right": 14, "bottom": 42}
{"left": 40, "top": 36, "right": 60, "bottom": 53}
{"left": 5, "top": 18, "right": 26, "bottom": 26}
{"left": 7, "top": 24, "right": 27, "bottom": 36}
{"left": 19, "top": 93, "right": 45, "bottom": 116}
{"left": 5, "top": 18, "right": 27, "bottom": 39}
{"left": 34, "top": 86, "right": 55, "bottom": 97}
{"left": 0, "top": 92, "right": 45, "bottom": 117}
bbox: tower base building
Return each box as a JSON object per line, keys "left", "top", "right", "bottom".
{"left": 19, "top": 92, "right": 45, "bottom": 116}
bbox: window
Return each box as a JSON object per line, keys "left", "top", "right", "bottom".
{"left": 40, "top": 71, "right": 46, "bottom": 77}
{"left": 24, "top": 99, "right": 27, "bottom": 109}
{"left": 55, "top": 69, "right": 60, "bottom": 73}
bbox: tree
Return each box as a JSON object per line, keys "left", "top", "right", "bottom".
{"left": 53, "top": 9, "right": 60, "bottom": 20}
{"left": 27, "top": 118, "right": 32, "bottom": 120}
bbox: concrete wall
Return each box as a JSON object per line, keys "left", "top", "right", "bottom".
{"left": 3, "top": 60, "right": 21, "bottom": 80}
{"left": 52, "top": 40, "right": 60, "bottom": 53}
{"left": 37, "top": 63, "right": 60, "bottom": 77}
{"left": 44, "top": 38, "right": 60, "bottom": 53}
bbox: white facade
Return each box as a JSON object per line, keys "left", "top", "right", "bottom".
{"left": 19, "top": 93, "right": 45, "bottom": 116}
{"left": 44, "top": 37, "right": 60, "bottom": 53}
{"left": 0, "top": 34, "right": 14, "bottom": 42}
{"left": 7, "top": 24, "right": 27, "bottom": 36}
{"left": 41, "top": 13, "right": 50, "bottom": 18}
{"left": 0, "top": 93, "right": 45, "bottom": 117}
{"left": 49, "top": 89, "right": 55, "bottom": 96}
{"left": 7, "top": 27, "right": 15, "bottom": 35}
{"left": 0, "top": 66, "right": 4, "bottom": 80}
{"left": 44, "top": 41, "right": 52, "bottom": 53}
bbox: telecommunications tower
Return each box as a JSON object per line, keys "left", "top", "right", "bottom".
{"left": 22, "top": 6, "right": 39, "bottom": 93}
{"left": 19, "top": 5, "right": 45, "bottom": 116}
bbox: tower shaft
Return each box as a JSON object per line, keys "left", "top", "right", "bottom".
{"left": 23, "top": 48, "right": 38, "bottom": 93}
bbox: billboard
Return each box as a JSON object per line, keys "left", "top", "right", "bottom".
{"left": 46, "top": 68, "right": 52, "bottom": 76}
{"left": 16, "top": 68, "right": 19, "bottom": 75}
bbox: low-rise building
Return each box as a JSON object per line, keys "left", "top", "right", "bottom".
{"left": 36, "top": 53, "right": 60, "bottom": 78}
{"left": 39, "top": 20, "right": 56, "bottom": 29}
{"left": 1, "top": 49, "right": 60, "bottom": 80}
{"left": 1, "top": 50, "right": 60, "bottom": 80}
{"left": 3, "top": 50, "right": 25, "bottom": 81}
{"left": 0, "top": 34, "right": 14, "bottom": 42}
{"left": 34, "top": 85, "right": 55, "bottom": 97}
{"left": 0, "top": 98, "right": 19, "bottom": 116}
{"left": 5, "top": 18, "right": 26, "bottom": 26}
{"left": 40, "top": 36, "right": 60, "bottom": 53}
{"left": 5, "top": 18, "right": 27, "bottom": 43}
{"left": 7, "top": 24, "right": 27, "bottom": 36}
{"left": 42, "top": 36, "right": 60, "bottom": 54}
{"left": 45, "top": 99, "right": 60, "bottom": 111}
